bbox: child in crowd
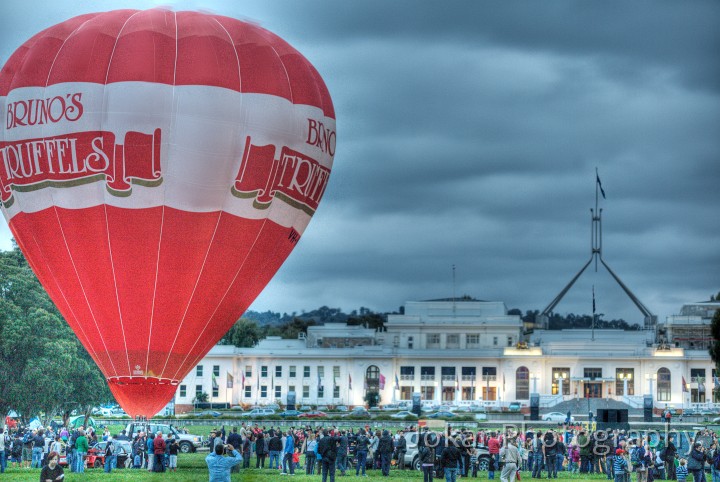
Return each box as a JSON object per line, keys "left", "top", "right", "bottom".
{"left": 675, "top": 458, "right": 688, "bottom": 482}
{"left": 469, "top": 448, "right": 478, "bottom": 477}
{"left": 293, "top": 447, "right": 301, "bottom": 470}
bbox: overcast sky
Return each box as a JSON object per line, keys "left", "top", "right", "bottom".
{"left": 1, "top": 0, "right": 718, "bottom": 325}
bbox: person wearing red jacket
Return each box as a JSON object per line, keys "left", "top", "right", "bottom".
{"left": 153, "top": 431, "right": 166, "bottom": 472}
{"left": 488, "top": 432, "right": 501, "bottom": 480}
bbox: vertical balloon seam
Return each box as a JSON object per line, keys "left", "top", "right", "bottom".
{"left": 144, "top": 9, "right": 177, "bottom": 382}
{"left": 45, "top": 14, "right": 123, "bottom": 379}
{"left": 100, "top": 10, "right": 146, "bottom": 378}
{"left": 156, "top": 13, "right": 245, "bottom": 381}
{"left": 169, "top": 25, "right": 303, "bottom": 381}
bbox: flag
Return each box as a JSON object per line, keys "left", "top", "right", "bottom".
{"left": 242, "top": 373, "right": 246, "bottom": 388}
{"left": 714, "top": 377, "right": 719, "bottom": 389}
{"left": 395, "top": 374, "right": 400, "bottom": 390}
{"left": 455, "top": 375, "right": 459, "bottom": 390}
{"left": 318, "top": 371, "right": 323, "bottom": 390}
{"left": 379, "top": 373, "right": 386, "bottom": 390}
{"left": 212, "top": 373, "right": 218, "bottom": 390}
{"left": 682, "top": 376, "right": 688, "bottom": 392}
{"left": 349, "top": 374, "right": 352, "bottom": 391}
{"left": 592, "top": 285, "right": 596, "bottom": 314}
{"left": 596, "top": 170, "right": 606, "bottom": 199}
{"left": 227, "top": 372, "right": 234, "bottom": 389}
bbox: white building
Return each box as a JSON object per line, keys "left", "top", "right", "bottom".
{"left": 174, "top": 298, "right": 719, "bottom": 412}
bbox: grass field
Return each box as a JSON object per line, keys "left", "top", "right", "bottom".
{"left": 0, "top": 452, "right": 620, "bottom": 482}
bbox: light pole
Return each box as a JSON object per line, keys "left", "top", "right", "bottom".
{"left": 646, "top": 373, "right": 657, "bottom": 398}
{"left": 531, "top": 374, "right": 539, "bottom": 394}
{"left": 558, "top": 372, "right": 567, "bottom": 399}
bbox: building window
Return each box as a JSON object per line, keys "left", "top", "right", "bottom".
{"left": 408, "top": 336, "right": 414, "bottom": 349}
{"left": 400, "top": 366, "right": 415, "bottom": 380}
{"left": 441, "top": 367, "right": 456, "bottom": 381}
{"left": 196, "top": 365, "right": 204, "bottom": 377}
{"left": 213, "top": 365, "right": 220, "bottom": 377}
{"left": 507, "top": 336, "right": 513, "bottom": 347}
{"left": 244, "top": 386, "right": 251, "bottom": 398}
{"left": 318, "top": 366, "right": 324, "bottom": 378}
{"left": 493, "top": 337, "right": 498, "bottom": 346}
{"left": 261, "top": 366, "right": 268, "bottom": 377}
{"left": 462, "top": 387, "right": 476, "bottom": 400}
{"left": 615, "top": 368, "right": 634, "bottom": 396}
{"left": 275, "top": 386, "right": 282, "bottom": 398}
{"left": 333, "top": 386, "right": 340, "bottom": 398}
{"left": 393, "top": 336, "right": 399, "bottom": 348}
{"left": 466, "top": 334, "right": 479, "bottom": 347}
{"left": 462, "top": 366, "right": 477, "bottom": 381}
{"left": 195, "top": 385, "right": 203, "bottom": 396}
{"left": 400, "top": 387, "right": 413, "bottom": 400}
{"left": 304, "top": 366, "right": 311, "bottom": 378}
{"left": 420, "top": 366, "right": 435, "bottom": 381}
{"left": 318, "top": 386, "right": 324, "bottom": 398}
{"left": 288, "top": 385, "right": 295, "bottom": 395}
{"left": 212, "top": 386, "right": 219, "bottom": 398}
{"left": 421, "top": 386, "right": 435, "bottom": 400}
{"left": 333, "top": 366, "right": 341, "bottom": 378}
{"left": 275, "top": 366, "right": 282, "bottom": 378}
{"left": 552, "top": 367, "right": 571, "bottom": 395}
{"left": 481, "top": 367, "right": 496, "bottom": 382}
{"left": 179, "top": 385, "right": 186, "bottom": 398}
{"left": 482, "top": 386, "right": 497, "bottom": 401}
{"left": 584, "top": 368, "right": 602, "bottom": 380}
{"left": 690, "top": 368, "right": 706, "bottom": 403}
{"left": 447, "top": 334, "right": 459, "bottom": 348}
{"left": 303, "top": 385, "right": 310, "bottom": 398}
{"left": 657, "top": 367, "right": 671, "bottom": 401}
{"left": 245, "top": 365, "right": 252, "bottom": 378}
{"left": 516, "top": 366, "right": 530, "bottom": 400}
{"left": 289, "top": 366, "right": 296, "bottom": 378}
{"left": 260, "top": 385, "right": 267, "bottom": 398}
{"left": 427, "top": 334, "right": 440, "bottom": 347}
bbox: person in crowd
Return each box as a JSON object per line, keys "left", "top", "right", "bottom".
{"left": 687, "top": 442, "right": 706, "bottom": 482}
{"left": 355, "top": 428, "right": 370, "bottom": 477}
{"left": 543, "top": 429, "right": 558, "bottom": 479}
{"left": 336, "top": 429, "right": 349, "bottom": 476}
{"left": 377, "top": 429, "right": 394, "bottom": 476}
{"left": 0, "top": 428, "right": 8, "bottom": 474}
{"left": 40, "top": 451, "right": 64, "bottom": 482}
{"left": 676, "top": 458, "right": 688, "bottom": 482}
{"left": 146, "top": 432, "right": 155, "bottom": 471}
{"left": 396, "top": 429, "right": 407, "bottom": 470}
{"left": 440, "top": 434, "right": 461, "bottom": 482}
{"left": 103, "top": 435, "right": 115, "bottom": 473}
{"left": 74, "top": 429, "right": 88, "bottom": 473}
{"left": 488, "top": 431, "right": 501, "bottom": 480}
{"left": 241, "top": 434, "right": 252, "bottom": 470}
{"left": 153, "top": 431, "right": 166, "bottom": 472}
{"left": 500, "top": 436, "right": 521, "bottom": 482}
{"left": 255, "top": 430, "right": 267, "bottom": 468}
{"left": 531, "top": 431, "right": 544, "bottom": 479}
{"left": 268, "top": 431, "right": 282, "bottom": 470}
{"left": 665, "top": 435, "right": 677, "bottom": 480}
{"left": 167, "top": 434, "right": 179, "bottom": 472}
{"left": 317, "top": 428, "right": 340, "bottom": 482}
{"left": 305, "top": 432, "right": 318, "bottom": 475}
{"left": 612, "top": 448, "right": 628, "bottom": 482}
{"left": 226, "top": 428, "right": 242, "bottom": 473}
{"left": 206, "top": 443, "right": 242, "bottom": 482}
{"left": 281, "top": 430, "right": 295, "bottom": 475}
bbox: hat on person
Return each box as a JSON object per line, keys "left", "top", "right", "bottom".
{"left": 616, "top": 448, "right": 624, "bottom": 455}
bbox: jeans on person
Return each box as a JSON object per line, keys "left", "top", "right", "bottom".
{"left": 283, "top": 452, "right": 294, "bottom": 474}
{"left": 75, "top": 451, "right": 86, "bottom": 473}
{"left": 445, "top": 467, "right": 458, "bottom": 482}
{"left": 355, "top": 450, "right": 367, "bottom": 476}
{"left": 0, "top": 450, "right": 6, "bottom": 473}
{"left": 398, "top": 450, "right": 406, "bottom": 470}
{"left": 104, "top": 454, "right": 116, "bottom": 472}
{"left": 322, "top": 458, "right": 336, "bottom": 482}
{"left": 306, "top": 453, "right": 316, "bottom": 474}
{"left": 336, "top": 452, "right": 347, "bottom": 474}
{"left": 256, "top": 454, "right": 266, "bottom": 468}
{"left": 31, "top": 447, "right": 43, "bottom": 468}
{"left": 712, "top": 467, "right": 720, "bottom": 482}
{"left": 532, "top": 454, "right": 543, "bottom": 478}
{"left": 605, "top": 456, "right": 614, "bottom": 479}
{"left": 691, "top": 469, "right": 705, "bottom": 482}
{"left": 381, "top": 452, "right": 391, "bottom": 476}
{"left": 489, "top": 453, "right": 500, "bottom": 479}
{"left": 269, "top": 450, "right": 280, "bottom": 469}
{"left": 423, "top": 465, "right": 434, "bottom": 482}
{"left": 546, "top": 455, "right": 557, "bottom": 478}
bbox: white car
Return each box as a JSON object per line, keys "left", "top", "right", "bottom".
{"left": 390, "top": 411, "right": 418, "bottom": 419}
{"left": 542, "top": 412, "right": 573, "bottom": 422}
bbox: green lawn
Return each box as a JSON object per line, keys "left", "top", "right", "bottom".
{"left": 0, "top": 453, "right": 619, "bottom": 481}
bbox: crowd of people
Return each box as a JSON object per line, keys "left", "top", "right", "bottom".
{"left": 2, "top": 419, "right": 720, "bottom": 482}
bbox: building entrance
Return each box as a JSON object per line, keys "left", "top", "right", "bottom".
{"left": 584, "top": 382, "right": 602, "bottom": 398}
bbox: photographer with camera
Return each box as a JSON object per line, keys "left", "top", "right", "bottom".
{"left": 206, "top": 442, "right": 242, "bottom": 482}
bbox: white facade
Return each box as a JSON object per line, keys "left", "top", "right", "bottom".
{"left": 175, "top": 299, "right": 718, "bottom": 411}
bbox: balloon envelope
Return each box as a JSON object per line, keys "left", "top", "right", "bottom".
{"left": 0, "top": 9, "right": 335, "bottom": 417}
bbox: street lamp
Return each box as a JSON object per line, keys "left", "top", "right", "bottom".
{"left": 558, "top": 372, "right": 567, "bottom": 398}
{"left": 646, "top": 373, "right": 657, "bottom": 398}
{"left": 531, "top": 373, "right": 539, "bottom": 393}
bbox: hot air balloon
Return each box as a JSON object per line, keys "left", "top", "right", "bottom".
{"left": 0, "top": 9, "right": 335, "bottom": 418}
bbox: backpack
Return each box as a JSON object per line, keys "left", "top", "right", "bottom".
{"left": 630, "top": 447, "right": 641, "bottom": 466}
{"left": 105, "top": 441, "right": 114, "bottom": 457}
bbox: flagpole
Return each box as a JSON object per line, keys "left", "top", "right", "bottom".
{"left": 592, "top": 285, "right": 596, "bottom": 342}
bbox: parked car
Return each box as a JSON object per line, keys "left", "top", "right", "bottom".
{"left": 91, "top": 440, "right": 133, "bottom": 469}
{"left": 197, "top": 410, "right": 222, "bottom": 418}
{"left": 390, "top": 411, "right": 418, "bottom": 419}
{"left": 239, "top": 408, "right": 276, "bottom": 418}
{"left": 266, "top": 404, "right": 281, "bottom": 411}
{"left": 335, "top": 405, "right": 350, "bottom": 412}
{"left": 402, "top": 431, "right": 491, "bottom": 471}
{"left": 299, "top": 405, "right": 312, "bottom": 411}
{"left": 508, "top": 402, "right": 522, "bottom": 412}
{"left": 124, "top": 422, "right": 204, "bottom": 453}
{"left": 299, "top": 410, "right": 327, "bottom": 419}
{"left": 427, "top": 411, "right": 455, "bottom": 419}
{"left": 343, "top": 407, "right": 371, "bottom": 418}
{"left": 279, "top": 410, "right": 302, "bottom": 418}
{"left": 542, "top": 411, "right": 573, "bottom": 422}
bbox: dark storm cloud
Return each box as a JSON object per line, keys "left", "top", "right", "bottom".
{"left": 1, "top": 1, "right": 718, "bottom": 323}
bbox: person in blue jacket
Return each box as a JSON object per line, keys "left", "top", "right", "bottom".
{"left": 206, "top": 443, "right": 242, "bottom": 482}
